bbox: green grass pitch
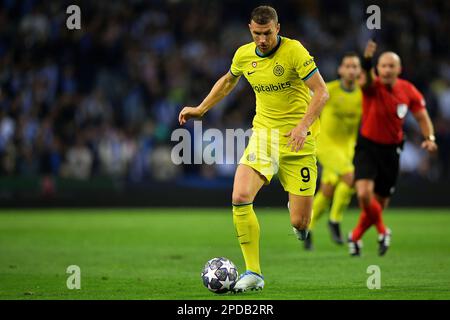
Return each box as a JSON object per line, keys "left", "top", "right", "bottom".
{"left": 0, "top": 208, "right": 449, "bottom": 300}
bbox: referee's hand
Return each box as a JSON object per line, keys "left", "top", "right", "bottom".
{"left": 421, "top": 140, "right": 438, "bottom": 153}
{"left": 284, "top": 125, "right": 308, "bottom": 152}
{"left": 364, "top": 40, "right": 377, "bottom": 58}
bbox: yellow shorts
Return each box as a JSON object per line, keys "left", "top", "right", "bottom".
{"left": 239, "top": 128, "right": 317, "bottom": 196}
{"left": 317, "top": 144, "right": 354, "bottom": 186}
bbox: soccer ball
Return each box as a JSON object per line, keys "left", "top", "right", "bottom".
{"left": 201, "top": 257, "right": 238, "bottom": 294}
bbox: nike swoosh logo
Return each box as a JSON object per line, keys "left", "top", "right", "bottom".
{"left": 247, "top": 71, "right": 256, "bottom": 75}
{"left": 300, "top": 187, "right": 310, "bottom": 192}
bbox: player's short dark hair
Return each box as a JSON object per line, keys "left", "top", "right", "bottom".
{"left": 251, "top": 6, "right": 278, "bottom": 25}
{"left": 340, "top": 52, "right": 361, "bottom": 64}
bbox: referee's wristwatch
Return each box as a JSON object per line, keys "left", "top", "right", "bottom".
{"left": 424, "top": 134, "right": 436, "bottom": 142}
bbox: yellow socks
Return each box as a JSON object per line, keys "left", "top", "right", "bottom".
{"left": 329, "top": 182, "right": 354, "bottom": 223}
{"left": 232, "top": 203, "right": 261, "bottom": 275}
{"left": 309, "top": 191, "right": 331, "bottom": 230}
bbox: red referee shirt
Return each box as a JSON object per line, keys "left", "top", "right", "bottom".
{"left": 361, "top": 78, "right": 426, "bottom": 145}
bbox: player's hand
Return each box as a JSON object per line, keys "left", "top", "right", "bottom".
{"left": 178, "top": 106, "right": 204, "bottom": 125}
{"left": 421, "top": 140, "right": 438, "bottom": 153}
{"left": 284, "top": 125, "right": 309, "bottom": 152}
{"left": 364, "top": 39, "right": 377, "bottom": 58}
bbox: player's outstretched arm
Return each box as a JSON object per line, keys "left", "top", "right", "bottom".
{"left": 361, "top": 39, "right": 377, "bottom": 90}
{"left": 285, "top": 71, "right": 329, "bottom": 152}
{"left": 178, "top": 72, "right": 240, "bottom": 125}
{"left": 412, "top": 109, "right": 438, "bottom": 153}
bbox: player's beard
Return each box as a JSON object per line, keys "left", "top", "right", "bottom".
{"left": 258, "top": 45, "right": 269, "bottom": 52}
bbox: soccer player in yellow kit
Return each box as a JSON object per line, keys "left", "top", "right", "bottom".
{"left": 178, "top": 6, "right": 329, "bottom": 292}
{"left": 305, "top": 53, "right": 362, "bottom": 250}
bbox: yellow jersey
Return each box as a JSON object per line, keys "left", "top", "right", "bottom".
{"left": 230, "top": 36, "right": 320, "bottom": 136}
{"left": 318, "top": 79, "right": 362, "bottom": 152}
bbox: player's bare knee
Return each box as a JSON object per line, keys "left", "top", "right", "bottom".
{"left": 232, "top": 190, "right": 253, "bottom": 205}
{"left": 341, "top": 172, "right": 354, "bottom": 187}
{"left": 321, "top": 185, "right": 334, "bottom": 198}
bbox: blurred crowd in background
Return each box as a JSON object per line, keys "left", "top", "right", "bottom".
{"left": 0, "top": 0, "right": 449, "bottom": 186}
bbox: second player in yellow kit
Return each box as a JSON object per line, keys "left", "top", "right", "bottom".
{"left": 178, "top": 6, "right": 329, "bottom": 291}
{"left": 305, "top": 53, "right": 362, "bottom": 250}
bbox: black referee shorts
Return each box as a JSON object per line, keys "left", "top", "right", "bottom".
{"left": 353, "top": 134, "right": 403, "bottom": 198}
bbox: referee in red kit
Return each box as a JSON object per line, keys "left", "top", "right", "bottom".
{"left": 348, "top": 40, "right": 438, "bottom": 256}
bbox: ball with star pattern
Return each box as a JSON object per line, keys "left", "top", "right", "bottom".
{"left": 201, "top": 257, "right": 238, "bottom": 294}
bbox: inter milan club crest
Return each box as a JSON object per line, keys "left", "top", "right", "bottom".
{"left": 273, "top": 64, "right": 284, "bottom": 76}
{"left": 252, "top": 61, "right": 257, "bottom": 68}
{"left": 396, "top": 103, "right": 408, "bottom": 119}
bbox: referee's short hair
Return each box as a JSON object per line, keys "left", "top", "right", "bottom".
{"left": 251, "top": 6, "right": 278, "bottom": 24}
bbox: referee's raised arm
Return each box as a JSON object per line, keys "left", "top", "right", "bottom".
{"left": 361, "top": 40, "right": 377, "bottom": 90}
